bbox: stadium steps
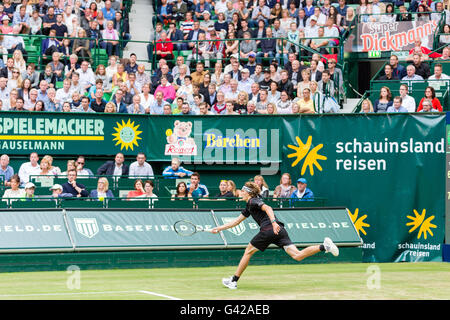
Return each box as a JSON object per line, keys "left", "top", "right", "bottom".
{"left": 123, "top": 0, "right": 153, "bottom": 70}
{"left": 340, "top": 98, "right": 360, "bottom": 114}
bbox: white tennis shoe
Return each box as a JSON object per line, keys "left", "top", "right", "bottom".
{"left": 222, "top": 276, "right": 237, "bottom": 290}
{"left": 323, "top": 237, "right": 339, "bottom": 257}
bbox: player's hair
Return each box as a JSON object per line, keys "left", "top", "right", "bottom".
{"left": 243, "top": 181, "right": 261, "bottom": 198}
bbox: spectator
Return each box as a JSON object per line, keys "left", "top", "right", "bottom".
{"left": 402, "top": 65, "right": 424, "bottom": 81}
{"left": 129, "top": 152, "right": 154, "bottom": 178}
{"left": 50, "top": 184, "right": 73, "bottom": 198}
{"left": 73, "top": 29, "right": 91, "bottom": 62}
{"left": 409, "top": 53, "right": 431, "bottom": 79}
{"left": 273, "top": 173, "right": 297, "bottom": 199}
{"left": 253, "top": 175, "right": 269, "bottom": 198}
{"left": 360, "top": 98, "right": 374, "bottom": 113}
{"left": 127, "top": 179, "right": 145, "bottom": 199}
{"left": 62, "top": 169, "right": 89, "bottom": 197}
{"left": 297, "top": 87, "right": 315, "bottom": 114}
{"left": 318, "top": 70, "right": 335, "bottom": 97}
{"left": 379, "top": 64, "right": 398, "bottom": 81}
{"left": 21, "top": 182, "right": 36, "bottom": 201}
{"left": 268, "top": 81, "right": 280, "bottom": 103}
{"left": 163, "top": 159, "right": 192, "bottom": 181}
{"left": 97, "top": 152, "right": 129, "bottom": 177}
{"left": 417, "top": 86, "right": 443, "bottom": 112}
{"left": 216, "top": 179, "right": 235, "bottom": 198}
{"left": 172, "top": 181, "right": 191, "bottom": 199}
{"left": 75, "top": 156, "right": 94, "bottom": 177}
{"left": 419, "top": 99, "right": 439, "bottom": 112}
{"left": 2, "top": 174, "right": 25, "bottom": 202}
{"left": 187, "top": 172, "right": 209, "bottom": 199}
{"left": 18, "top": 152, "right": 40, "bottom": 186}
{"left": 373, "top": 86, "right": 393, "bottom": 113}
{"left": 389, "top": 55, "right": 406, "bottom": 80}
{"left": 398, "top": 84, "right": 416, "bottom": 113}
{"left": 90, "top": 88, "right": 107, "bottom": 112}
{"left": 278, "top": 70, "right": 295, "bottom": 99}
{"left": 102, "top": 20, "right": 120, "bottom": 56}
{"left": 290, "top": 178, "right": 314, "bottom": 205}
{"left": 76, "top": 60, "right": 96, "bottom": 93}
{"left": 89, "top": 177, "right": 114, "bottom": 199}
{"left": 429, "top": 63, "right": 450, "bottom": 80}
{"left": 387, "top": 96, "right": 409, "bottom": 113}
{"left": 127, "top": 94, "right": 146, "bottom": 114}
{"left": 138, "top": 180, "right": 158, "bottom": 206}
{"left": 0, "top": 154, "right": 14, "bottom": 187}
{"left": 76, "top": 96, "right": 95, "bottom": 113}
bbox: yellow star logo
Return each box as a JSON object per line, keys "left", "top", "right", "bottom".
{"left": 406, "top": 209, "right": 437, "bottom": 240}
{"left": 287, "top": 136, "right": 327, "bottom": 176}
{"left": 348, "top": 208, "right": 370, "bottom": 236}
{"left": 112, "top": 119, "right": 142, "bottom": 151}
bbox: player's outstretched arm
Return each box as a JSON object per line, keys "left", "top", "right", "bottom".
{"left": 210, "top": 214, "right": 246, "bottom": 234}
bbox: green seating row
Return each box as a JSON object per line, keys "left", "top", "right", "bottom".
{"left": 0, "top": 198, "right": 327, "bottom": 209}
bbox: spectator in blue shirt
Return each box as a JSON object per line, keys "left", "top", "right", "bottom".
{"left": 387, "top": 96, "right": 409, "bottom": 113}
{"left": 187, "top": 172, "right": 209, "bottom": 199}
{"left": 290, "top": 178, "right": 314, "bottom": 206}
{"left": 162, "top": 157, "right": 193, "bottom": 179}
{"left": 101, "top": 0, "right": 116, "bottom": 21}
{"left": 0, "top": 154, "right": 14, "bottom": 187}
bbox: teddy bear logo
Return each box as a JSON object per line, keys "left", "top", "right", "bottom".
{"left": 165, "top": 120, "right": 197, "bottom": 156}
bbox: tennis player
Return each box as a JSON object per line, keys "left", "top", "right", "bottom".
{"left": 210, "top": 181, "right": 339, "bottom": 290}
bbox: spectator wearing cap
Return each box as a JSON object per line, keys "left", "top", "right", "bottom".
{"left": 258, "top": 68, "right": 273, "bottom": 91}
{"left": 237, "top": 68, "right": 254, "bottom": 93}
{"left": 245, "top": 54, "right": 257, "bottom": 75}
{"left": 256, "top": 27, "right": 276, "bottom": 65}
{"left": 200, "top": 11, "right": 214, "bottom": 32}
{"left": 50, "top": 184, "right": 74, "bottom": 198}
{"left": 0, "top": 15, "right": 12, "bottom": 34}
{"left": 195, "top": 0, "right": 212, "bottom": 20}
{"left": 290, "top": 178, "right": 314, "bottom": 206}
{"left": 21, "top": 182, "right": 36, "bottom": 201}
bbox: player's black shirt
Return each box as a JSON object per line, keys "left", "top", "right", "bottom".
{"left": 242, "top": 197, "right": 282, "bottom": 230}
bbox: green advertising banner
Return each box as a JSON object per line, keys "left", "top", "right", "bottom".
{"left": 0, "top": 210, "right": 72, "bottom": 252}
{"left": 147, "top": 116, "right": 281, "bottom": 165}
{"left": 214, "top": 208, "right": 361, "bottom": 248}
{"left": 145, "top": 114, "right": 445, "bottom": 263}
{"left": 0, "top": 111, "right": 149, "bottom": 155}
{"left": 280, "top": 114, "right": 445, "bottom": 263}
{"left": 65, "top": 209, "right": 223, "bottom": 249}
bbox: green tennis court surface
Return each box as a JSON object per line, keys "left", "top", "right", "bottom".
{"left": 0, "top": 262, "right": 448, "bottom": 300}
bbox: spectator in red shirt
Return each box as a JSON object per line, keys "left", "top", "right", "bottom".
{"left": 156, "top": 31, "right": 174, "bottom": 67}
{"left": 417, "top": 86, "right": 443, "bottom": 112}
{"left": 408, "top": 39, "right": 442, "bottom": 59}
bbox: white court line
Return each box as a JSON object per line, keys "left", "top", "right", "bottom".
{"left": 139, "top": 290, "right": 182, "bottom": 300}
{"left": 0, "top": 290, "right": 137, "bottom": 297}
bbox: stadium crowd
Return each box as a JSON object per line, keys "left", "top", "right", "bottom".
{"left": 0, "top": 152, "right": 315, "bottom": 204}
{"left": 0, "top": 0, "right": 445, "bottom": 114}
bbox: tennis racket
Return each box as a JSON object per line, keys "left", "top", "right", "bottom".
{"left": 173, "top": 220, "right": 213, "bottom": 236}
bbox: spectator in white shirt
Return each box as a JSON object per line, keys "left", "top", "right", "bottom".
{"left": 129, "top": 153, "right": 154, "bottom": 178}
{"left": 398, "top": 84, "right": 416, "bottom": 113}
{"left": 18, "top": 152, "right": 41, "bottom": 186}
{"left": 428, "top": 63, "right": 450, "bottom": 80}
{"left": 76, "top": 60, "right": 96, "bottom": 94}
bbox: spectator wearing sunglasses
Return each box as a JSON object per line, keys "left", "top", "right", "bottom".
{"left": 75, "top": 155, "right": 94, "bottom": 178}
